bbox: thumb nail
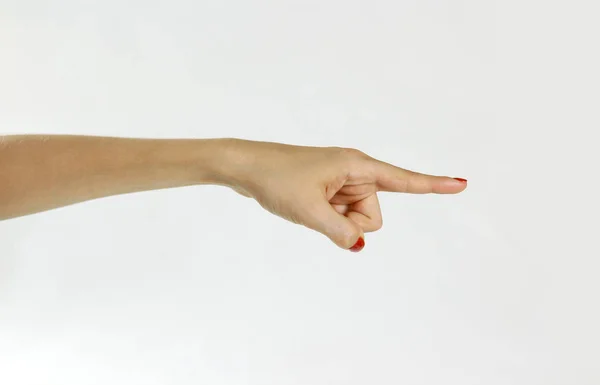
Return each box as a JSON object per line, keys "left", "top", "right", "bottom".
{"left": 349, "top": 237, "right": 365, "bottom": 252}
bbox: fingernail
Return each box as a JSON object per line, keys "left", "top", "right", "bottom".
{"left": 453, "top": 178, "right": 468, "bottom": 183}
{"left": 349, "top": 237, "right": 365, "bottom": 252}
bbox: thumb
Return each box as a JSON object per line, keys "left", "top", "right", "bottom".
{"left": 301, "top": 199, "right": 365, "bottom": 251}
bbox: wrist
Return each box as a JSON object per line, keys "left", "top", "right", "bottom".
{"left": 188, "top": 138, "right": 250, "bottom": 189}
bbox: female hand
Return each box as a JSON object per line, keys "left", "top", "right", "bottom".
{"left": 0, "top": 135, "right": 466, "bottom": 250}
{"left": 222, "top": 139, "right": 468, "bottom": 252}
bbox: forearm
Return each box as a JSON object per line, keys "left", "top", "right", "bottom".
{"left": 0, "top": 135, "right": 235, "bottom": 220}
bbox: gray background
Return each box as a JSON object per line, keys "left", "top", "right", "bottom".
{"left": 1, "top": 0, "right": 599, "bottom": 384}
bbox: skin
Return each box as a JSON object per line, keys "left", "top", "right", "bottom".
{"left": 0, "top": 135, "right": 467, "bottom": 250}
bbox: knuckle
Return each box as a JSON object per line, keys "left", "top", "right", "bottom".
{"left": 372, "top": 218, "right": 383, "bottom": 231}
{"left": 334, "top": 146, "right": 367, "bottom": 159}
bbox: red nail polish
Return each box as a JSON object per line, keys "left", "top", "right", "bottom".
{"left": 453, "top": 178, "right": 468, "bottom": 183}
{"left": 349, "top": 237, "right": 365, "bottom": 252}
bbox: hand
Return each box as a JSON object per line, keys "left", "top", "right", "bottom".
{"left": 222, "top": 139, "right": 468, "bottom": 251}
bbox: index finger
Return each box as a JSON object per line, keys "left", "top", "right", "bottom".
{"left": 372, "top": 160, "right": 468, "bottom": 194}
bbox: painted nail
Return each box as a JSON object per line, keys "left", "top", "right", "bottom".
{"left": 349, "top": 237, "right": 365, "bottom": 252}
{"left": 453, "top": 178, "right": 468, "bottom": 183}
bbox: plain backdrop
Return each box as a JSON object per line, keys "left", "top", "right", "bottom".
{"left": 1, "top": 1, "right": 599, "bottom": 384}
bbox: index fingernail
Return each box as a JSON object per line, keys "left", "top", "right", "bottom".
{"left": 453, "top": 178, "right": 468, "bottom": 183}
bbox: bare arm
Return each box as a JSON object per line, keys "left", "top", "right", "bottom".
{"left": 0, "top": 135, "right": 233, "bottom": 220}
{"left": 0, "top": 135, "right": 467, "bottom": 251}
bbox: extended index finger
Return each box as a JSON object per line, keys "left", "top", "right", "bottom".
{"left": 372, "top": 160, "right": 467, "bottom": 194}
